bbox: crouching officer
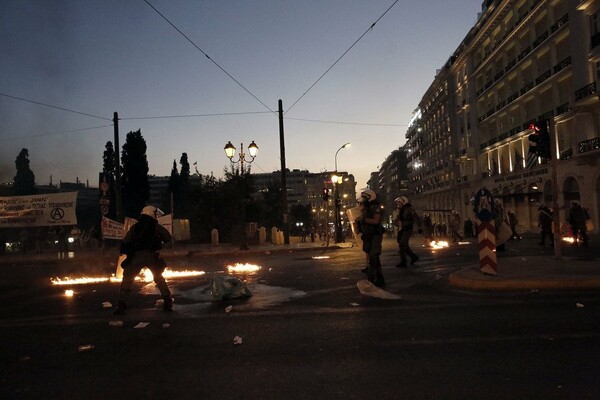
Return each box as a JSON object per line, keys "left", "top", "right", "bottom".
{"left": 114, "top": 205, "right": 173, "bottom": 314}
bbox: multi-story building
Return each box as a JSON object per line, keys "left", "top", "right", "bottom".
{"left": 406, "top": 0, "right": 600, "bottom": 232}
{"left": 251, "top": 169, "right": 357, "bottom": 234}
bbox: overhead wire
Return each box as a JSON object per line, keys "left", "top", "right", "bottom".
{"left": 284, "top": 117, "right": 405, "bottom": 127}
{"left": 0, "top": 124, "right": 113, "bottom": 142}
{"left": 285, "top": 0, "right": 399, "bottom": 115}
{"left": 143, "top": 0, "right": 276, "bottom": 115}
{"left": 0, "top": 92, "right": 112, "bottom": 121}
{"left": 120, "top": 111, "right": 272, "bottom": 120}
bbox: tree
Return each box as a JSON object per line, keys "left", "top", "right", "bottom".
{"left": 121, "top": 130, "right": 149, "bottom": 218}
{"left": 167, "top": 159, "right": 180, "bottom": 214}
{"left": 178, "top": 153, "right": 191, "bottom": 217}
{"left": 102, "top": 141, "right": 117, "bottom": 219}
{"left": 13, "top": 148, "right": 36, "bottom": 195}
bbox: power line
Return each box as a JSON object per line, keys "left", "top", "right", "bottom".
{"left": 0, "top": 92, "right": 112, "bottom": 121}
{"left": 0, "top": 124, "right": 112, "bottom": 142}
{"left": 120, "top": 111, "right": 272, "bottom": 121}
{"left": 285, "top": 0, "right": 399, "bottom": 115}
{"left": 285, "top": 117, "right": 405, "bottom": 127}
{"left": 143, "top": 0, "right": 276, "bottom": 115}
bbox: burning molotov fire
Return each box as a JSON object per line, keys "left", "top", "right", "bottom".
{"left": 311, "top": 256, "right": 330, "bottom": 260}
{"left": 227, "top": 263, "right": 261, "bottom": 273}
{"left": 430, "top": 241, "right": 449, "bottom": 249}
{"left": 51, "top": 268, "right": 206, "bottom": 286}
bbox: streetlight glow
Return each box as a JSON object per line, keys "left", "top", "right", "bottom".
{"left": 248, "top": 141, "right": 259, "bottom": 158}
{"left": 224, "top": 141, "right": 236, "bottom": 159}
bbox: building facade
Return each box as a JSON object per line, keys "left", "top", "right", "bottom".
{"left": 406, "top": 0, "right": 600, "bottom": 233}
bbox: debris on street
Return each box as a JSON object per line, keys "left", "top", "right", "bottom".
{"left": 357, "top": 279, "right": 401, "bottom": 300}
{"left": 211, "top": 276, "right": 253, "bottom": 300}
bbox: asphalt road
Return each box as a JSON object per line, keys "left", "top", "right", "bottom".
{"left": 1, "top": 237, "right": 599, "bottom": 399}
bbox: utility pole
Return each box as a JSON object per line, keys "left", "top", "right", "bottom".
{"left": 278, "top": 99, "right": 290, "bottom": 244}
{"left": 549, "top": 118, "right": 561, "bottom": 259}
{"left": 113, "top": 112, "right": 122, "bottom": 222}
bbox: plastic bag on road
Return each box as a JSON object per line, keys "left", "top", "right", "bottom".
{"left": 211, "top": 276, "right": 253, "bottom": 300}
{"left": 357, "top": 279, "right": 401, "bottom": 300}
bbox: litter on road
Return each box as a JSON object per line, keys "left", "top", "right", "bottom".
{"left": 134, "top": 322, "right": 150, "bottom": 329}
{"left": 357, "top": 280, "right": 402, "bottom": 300}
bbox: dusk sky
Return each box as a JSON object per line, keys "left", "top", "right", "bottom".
{"left": 1, "top": 0, "right": 484, "bottom": 192}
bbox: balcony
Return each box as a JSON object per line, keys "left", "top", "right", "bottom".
{"left": 551, "top": 13, "right": 569, "bottom": 33}
{"left": 532, "top": 31, "right": 549, "bottom": 48}
{"left": 535, "top": 69, "right": 551, "bottom": 85}
{"left": 575, "top": 82, "right": 597, "bottom": 104}
{"left": 553, "top": 56, "right": 571, "bottom": 74}
{"left": 578, "top": 136, "right": 600, "bottom": 153}
{"left": 555, "top": 102, "right": 570, "bottom": 115}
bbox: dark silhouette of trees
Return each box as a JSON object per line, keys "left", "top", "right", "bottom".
{"left": 13, "top": 148, "right": 36, "bottom": 195}
{"left": 121, "top": 130, "right": 149, "bottom": 218}
{"left": 102, "top": 141, "right": 117, "bottom": 219}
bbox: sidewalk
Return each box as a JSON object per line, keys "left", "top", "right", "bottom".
{"left": 448, "top": 233, "right": 600, "bottom": 291}
{"left": 449, "top": 255, "right": 600, "bottom": 291}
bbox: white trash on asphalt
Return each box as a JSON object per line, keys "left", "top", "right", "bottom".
{"left": 102, "top": 302, "right": 112, "bottom": 308}
{"left": 233, "top": 336, "right": 243, "bottom": 345}
{"left": 576, "top": 303, "right": 585, "bottom": 308}
{"left": 109, "top": 320, "right": 124, "bottom": 327}
{"left": 357, "top": 280, "right": 401, "bottom": 300}
{"left": 78, "top": 344, "right": 94, "bottom": 352}
{"left": 134, "top": 322, "right": 150, "bottom": 329}
{"left": 225, "top": 305, "right": 233, "bottom": 313}
{"left": 162, "top": 323, "right": 170, "bottom": 329}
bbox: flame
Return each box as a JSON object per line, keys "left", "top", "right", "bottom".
{"left": 430, "top": 241, "right": 449, "bottom": 249}
{"left": 227, "top": 263, "right": 261, "bottom": 273}
{"left": 65, "top": 289, "right": 74, "bottom": 297}
{"left": 312, "top": 256, "right": 330, "bottom": 260}
{"left": 562, "top": 237, "right": 575, "bottom": 244}
{"left": 51, "top": 267, "right": 206, "bottom": 285}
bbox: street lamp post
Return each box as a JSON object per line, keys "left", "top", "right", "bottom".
{"left": 333, "top": 142, "right": 350, "bottom": 243}
{"left": 224, "top": 140, "right": 258, "bottom": 250}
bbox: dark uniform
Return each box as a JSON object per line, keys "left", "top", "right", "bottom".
{"left": 394, "top": 197, "right": 420, "bottom": 268}
{"left": 114, "top": 208, "right": 172, "bottom": 314}
{"left": 537, "top": 204, "right": 554, "bottom": 247}
{"left": 359, "top": 191, "right": 385, "bottom": 288}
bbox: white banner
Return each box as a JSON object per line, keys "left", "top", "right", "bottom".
{"left": 101, "top": 216, "right": 125, "bottom": 240}
{"left": 101, "top": 214, "right": 173, "bottom": 240}
{"left": 0, "top": 192, "right": 78, "bottom": 228}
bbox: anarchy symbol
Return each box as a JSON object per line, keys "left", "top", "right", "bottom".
{"left": 51, "top": 208, "right": 65, "bottom": 220}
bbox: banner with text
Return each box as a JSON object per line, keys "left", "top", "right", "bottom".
{"left": 101, "top": 214, "right": 173, "bottom": 240}
{"left": 0, "top": 192, "right": 78, "bottom": 228}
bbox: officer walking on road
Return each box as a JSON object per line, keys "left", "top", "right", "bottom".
{"left": 393, "top": 196, "right": 420, "bottom": 268}
{"left": 537, "top": 203, "right": 554, "bottom": 247}
{"left": 114, "top": 205, "right": 173, "bottom": 315}
{"left": 357, "top": 190, "right": 386, "bottom": 288}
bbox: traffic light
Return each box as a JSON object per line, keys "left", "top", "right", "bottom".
{"left": 528, "top": 120, "right": 551, "bottom": 159}
{"left": 322, "top": 188, "right": 329, "bottom": 201}
{"left": 537, "top": 120, "right": 551, "bottom": 159}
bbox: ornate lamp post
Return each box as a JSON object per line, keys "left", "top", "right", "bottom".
{"left": 224, "top": 140, "right": 258, "bottom": 250}
{"left": 333, "top": 142, "right": 350, "bottom": 243}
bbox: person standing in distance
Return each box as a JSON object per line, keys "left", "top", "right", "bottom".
{"left": 114, "top": 205, "right": 173, "bottom": 315}
{"left": 393, "top": 196, "right": 420, "bottom": 268}
{"left": 537, "top": 203, "right": 554, "bottom": 247}
{"left": 357, "top": 190, "right": 386, "bottom": 288}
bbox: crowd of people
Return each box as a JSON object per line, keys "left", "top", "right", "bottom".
{"left": 353, "top": 188, "right": 594, "bottom": 288}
